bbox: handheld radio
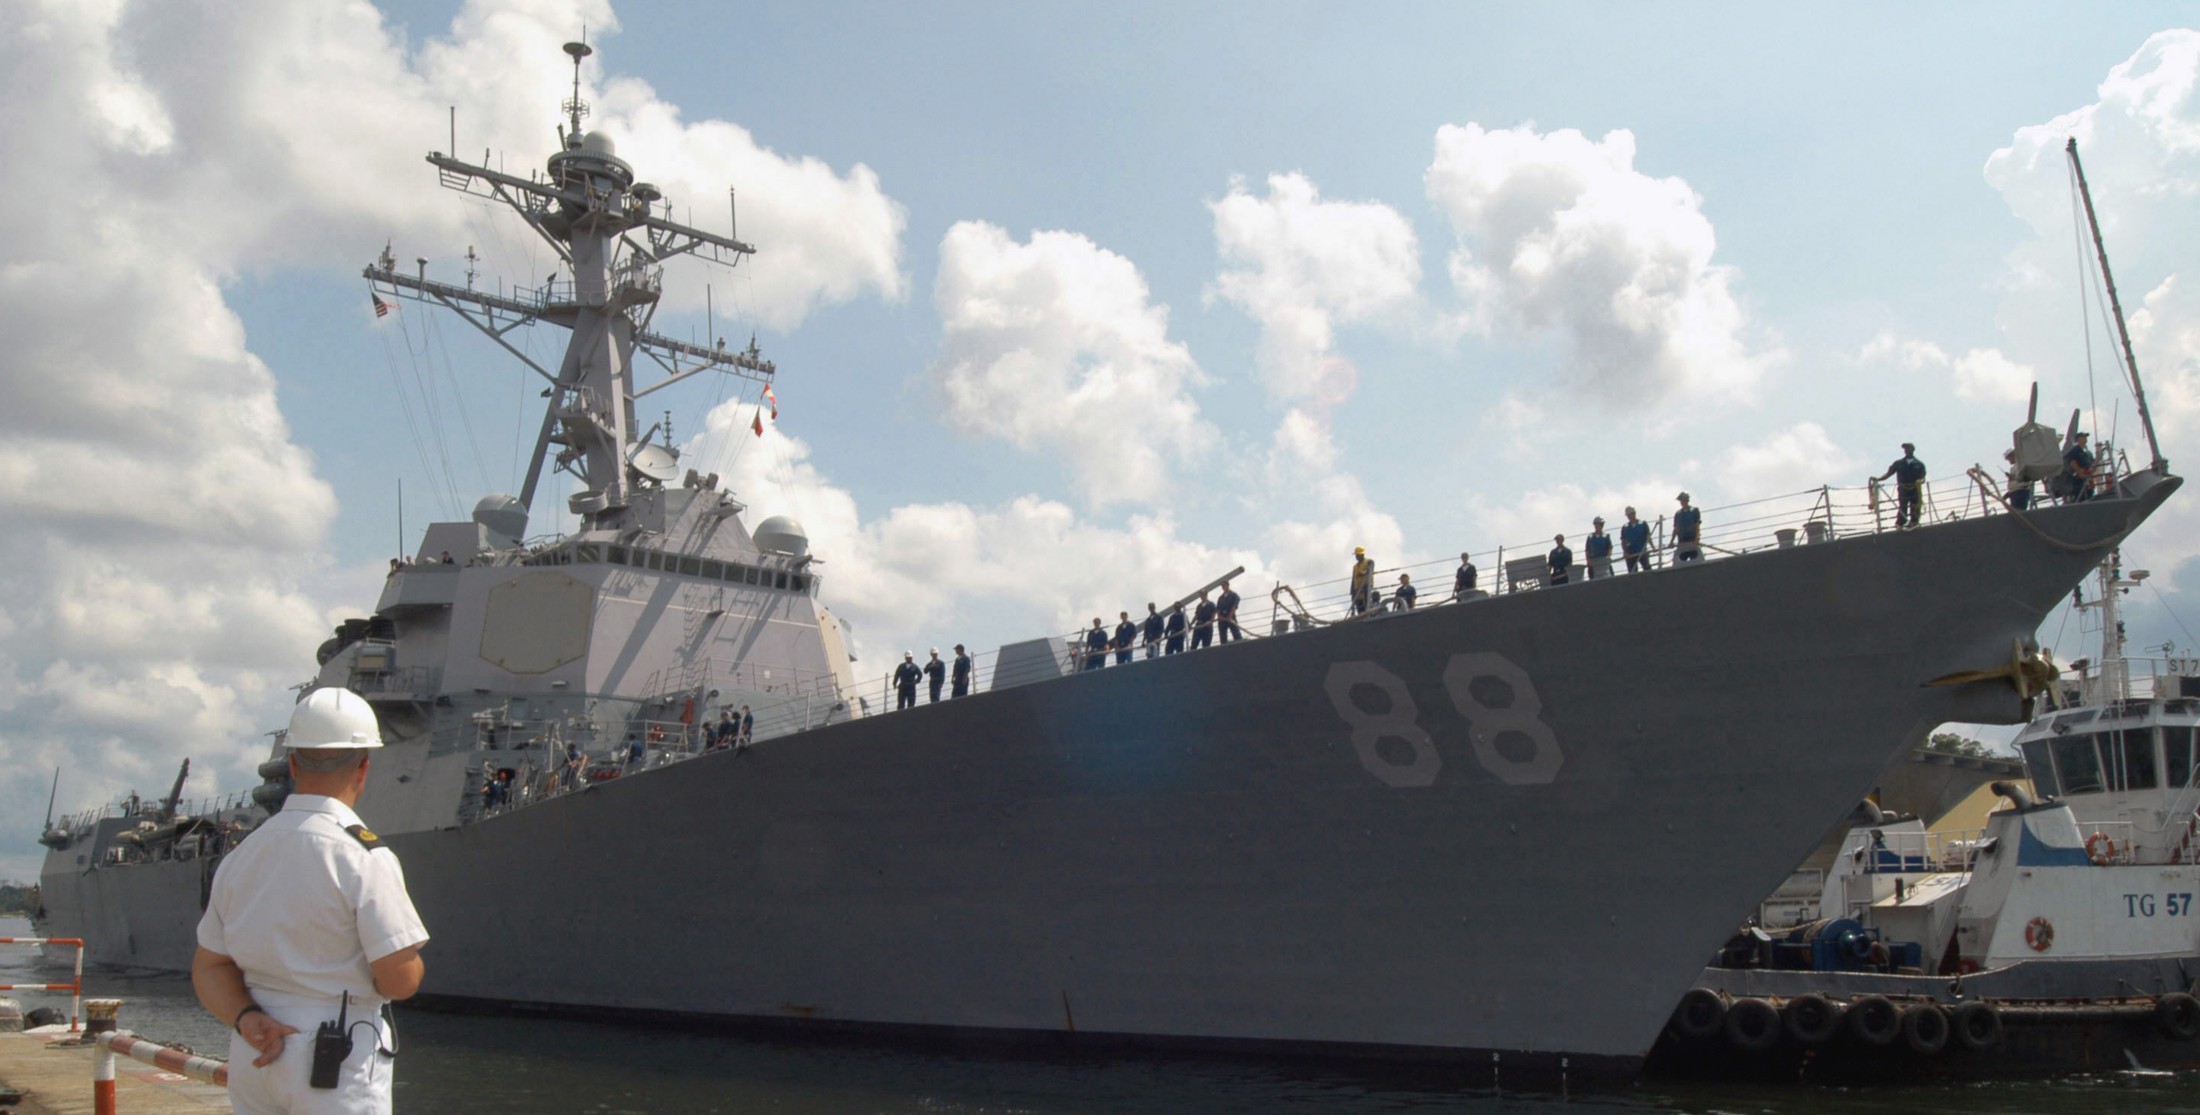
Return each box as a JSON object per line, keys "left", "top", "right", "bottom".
{"left": 308, "top": 992, "right": 353, "bottom": 1089}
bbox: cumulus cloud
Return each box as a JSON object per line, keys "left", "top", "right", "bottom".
{"left": 930, "top": 221, "right": 1214, "bottom": 507}
{"left": 1859, "top": 333, "right": 2039, "bottom": 405}
{"left": 1207, "top": 173, "right": 1421, "bottom": 407}
{"left": 1424, "top": 123, "right": 1780, "bottom": 410}
{"left": 0, "top": 0, "right": 909, "bottom": 877}
{"left": 1716, "top": 422, "right": 1865, "bottom": 501}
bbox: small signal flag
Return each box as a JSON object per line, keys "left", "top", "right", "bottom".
{"left": 752, "top": 409, "right": 764, "bottom": 437}
{"left": 764, "top": 383, "right": 778, "bottom": 419}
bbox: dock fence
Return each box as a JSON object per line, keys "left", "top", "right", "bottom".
{"left": 0, "top": 937, "right": 82, "bottom": 1030}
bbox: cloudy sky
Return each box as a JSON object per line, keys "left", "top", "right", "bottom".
{"left": 5, "top": 0, "right": 2199, "bottom": 880}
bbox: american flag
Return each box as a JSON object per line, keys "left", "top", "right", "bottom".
{"left": 372, "top": 293, "right": 392, "bottom": 318}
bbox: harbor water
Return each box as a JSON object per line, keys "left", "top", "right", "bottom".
{"left": 6, "top": 919, "right": 2197, "bottom": 1115}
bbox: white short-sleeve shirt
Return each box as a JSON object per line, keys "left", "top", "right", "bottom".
{"left": 196, "top": 794, "right": 429, "bottom": 1007}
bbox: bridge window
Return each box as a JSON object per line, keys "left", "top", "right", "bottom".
{"left": 2106, "top": 727, "right": 2158, "bottom": 791}
{"left": 701, "top": 560, "right": 724, "bottom": 580}
{"left": 609, "top": 545, "right": 629, "bottom": 565}
{"left": 2021, "top": 739, "right": 2060, "bottom": 798}
{"left": 2051, "top": 733, "right": 2105, "bottom": 796}
{"left": 2168, "top": 726, "right": 2197, "bottom": 789}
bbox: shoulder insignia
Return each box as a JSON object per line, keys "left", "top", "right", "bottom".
{"left": 344, "top": 824, "right": 381, "bottom": 848}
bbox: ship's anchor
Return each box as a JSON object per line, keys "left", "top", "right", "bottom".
{"left": 1926, "top": 637, "right": 2060, "bottom": 714}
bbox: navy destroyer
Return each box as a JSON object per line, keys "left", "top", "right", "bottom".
{"left": 33, "top": 49, "right": 2180, "bottom": 1080}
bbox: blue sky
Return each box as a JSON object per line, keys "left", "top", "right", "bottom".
{"left": 4, "top": 0, "right": 2198, "bottom": 877}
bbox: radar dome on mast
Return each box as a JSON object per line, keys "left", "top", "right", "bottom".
{"left": 473, "top": 493, "right": 528, "bottom": 544}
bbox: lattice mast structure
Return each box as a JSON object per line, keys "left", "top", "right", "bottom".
{"left": 366, "top": 40, "right": 774, "bottom": 535}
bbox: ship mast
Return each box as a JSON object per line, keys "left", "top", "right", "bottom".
{"left": 366, "top": 41, "right": 773, "bottom": 535}
{"left": 2066, "top": 138, "right": 2166, "bottom": 475}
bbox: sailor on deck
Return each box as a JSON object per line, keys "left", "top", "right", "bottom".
{"left": 1547, "top": 534, "right": 1573, "bottom": 586}
{"left": 924, "top": 649, "right": 946, "bottom": 703}
{"left": 1672, "top": 493, "right": 1702, "bottom": 563}
{"left": 1620, "top": 507, "right": 1651, "bottom": 573}
{"left": 1216, "top": 581, "right": 1242, "bottom": 643}
{"left": 1114, "top": 612, "right": 1137, "bottom": 666}
{"left": 1164, "top": 604, "right": 1187, "bottom": 655}
{"left": 1140, "top": 604, "right": 1163, "bottom": 659}
{"left": 1349, "top": 548, "right": 1376, "bottom": 614}
{"left": 2061, "top": 432, "right": 2096, "bottom": 502}
{"left": 1584, "top": 518, "right": 1613, "bottom": 579}
{"left": 951, "top": 645, "right": 972, "bottom": 697}
{"left": 1875, "top": 443, "right": 1928, "bottom": 529}
{"left": 1192, "top": 591, "right": 1218, "bottom": 649}
{"left": 1453, "top": 552, "right": 1477, "bottom": 600}
{"left": 1083, "top": 619, "right": 1109, "bottom": 670}
{"left": 894, "top": 652, "right": 922, "bottom": 709}
{"left": 192, "top": 687, "right": 427, "bottom": 1115}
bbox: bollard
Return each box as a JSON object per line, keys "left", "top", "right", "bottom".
{"left": 85, "top": 998, "right": 120, "bottom": 1115}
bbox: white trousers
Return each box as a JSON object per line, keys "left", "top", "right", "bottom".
{"left": 225, "top": 1001, "right": 394, "bottom": 1115}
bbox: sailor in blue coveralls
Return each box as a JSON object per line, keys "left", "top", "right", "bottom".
{"left": 1083, "top": 618, "right": 1109, "bottom": 670}
{"left": 1192, "top": 592, "right": 1218, "bottom": 649}
{"left": 894, "top": 652, "right": 923, "bottom": 708}
{"left": 2061, "top": 432, "right": 2096, "bottom": 502}
{"left": 1874, "top": 442, "right": 1927, "bottom": 528}
{"left": 924, "top": 648, "right": 946, "bottom": 703}
{"left": 1113, "top": 612, "right": 1137, "bottom": 665}
{"left": 1672, "top": 493, "right": 1702, "bottom": 563}
{"left": 1546, "top": 534, "right": 1573, "bottom": 586}
{"left": 1216, "top": 582, "right": 1242, "bottom": 643}
{"left": 1583, "top": 517, "right": 1613, "bottom": 579}
{"left": 1620, "top": 507, "right": 1651, "bottom": 573}
{"left": 1164, "top": 604, "right": 1187, "bottom": 655}
{"left": 1140, "top": 604, "right": 1164, "bottom": 659}
{"left": 193, "top": 687, "right": 427, "bottom": 1115}
{"left": 951, "top": 645, "right": 972, "bottom": 697}
{"left": 1453, "top": 552, "right": 1477, "bottom": 599}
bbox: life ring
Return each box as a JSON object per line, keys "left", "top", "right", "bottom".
{"left": 2024, "top": 916, "right": 2055, "bottom": 952}
{"left": 2086, "top": 831, "right": 2116, "bottom": 865}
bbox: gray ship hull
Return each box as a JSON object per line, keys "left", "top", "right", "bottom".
{"left": 38, "top": 485, "right": 2175, "bottom": 1073}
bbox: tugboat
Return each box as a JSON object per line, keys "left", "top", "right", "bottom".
{"left": 1657, "top": 551, "right": 2200, "bottom": 1081}
{"left": 32, "top": 52, "right": 2180, "bottom": 1084}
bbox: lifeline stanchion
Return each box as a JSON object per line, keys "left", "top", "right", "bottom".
{"left": 86, "top": 999, "right": 230, "bottom": 1115}
{"left": 0, "top": 936, "right": 84, "bottom": 1029}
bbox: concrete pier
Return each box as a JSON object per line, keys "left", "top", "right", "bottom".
{"left": 0, "top": 1029, "right": 227, "bottom": 1115}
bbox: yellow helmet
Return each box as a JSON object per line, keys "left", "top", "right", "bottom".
{"left": 1354, "top": 546, "right": 1366, "bottom": 556}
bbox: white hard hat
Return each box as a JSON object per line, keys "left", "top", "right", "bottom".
{"left": 285, "top": 687, "right": 385, "bottom": 749}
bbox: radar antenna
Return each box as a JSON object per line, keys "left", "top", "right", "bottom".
{"left": 562, "top": 39, "right": 592, "bottom": 148}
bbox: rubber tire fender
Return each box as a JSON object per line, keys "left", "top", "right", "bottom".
{"left": 1724, "top": 997, "right": 1782, "bottom": 1053}
{"left": 1782, "top": 993, "right": 1844, "bottom": 1045}
{"left": 1671, "top": 988, "right": 1727, "bottom": 1040}
{"left": 1950, "top": 1000, "right": 2002, "bottom": 1050}
{"left": 1847, "top": 994, "right": 1901, "bottom": 1046}
{"left": 2157, "top": 992, "right": 2200, "bottom": 1041}
{"left": 1902, "top": 1002, "right": 1950, "bottom": 1055}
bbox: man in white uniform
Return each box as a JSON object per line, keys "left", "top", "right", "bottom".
{"left": 192, "top": 687, "right": 429, "bottom": 1114}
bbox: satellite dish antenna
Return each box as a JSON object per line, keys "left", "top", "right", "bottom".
{"left": 629, "top": 442, "right": 680, "bottom": 483}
